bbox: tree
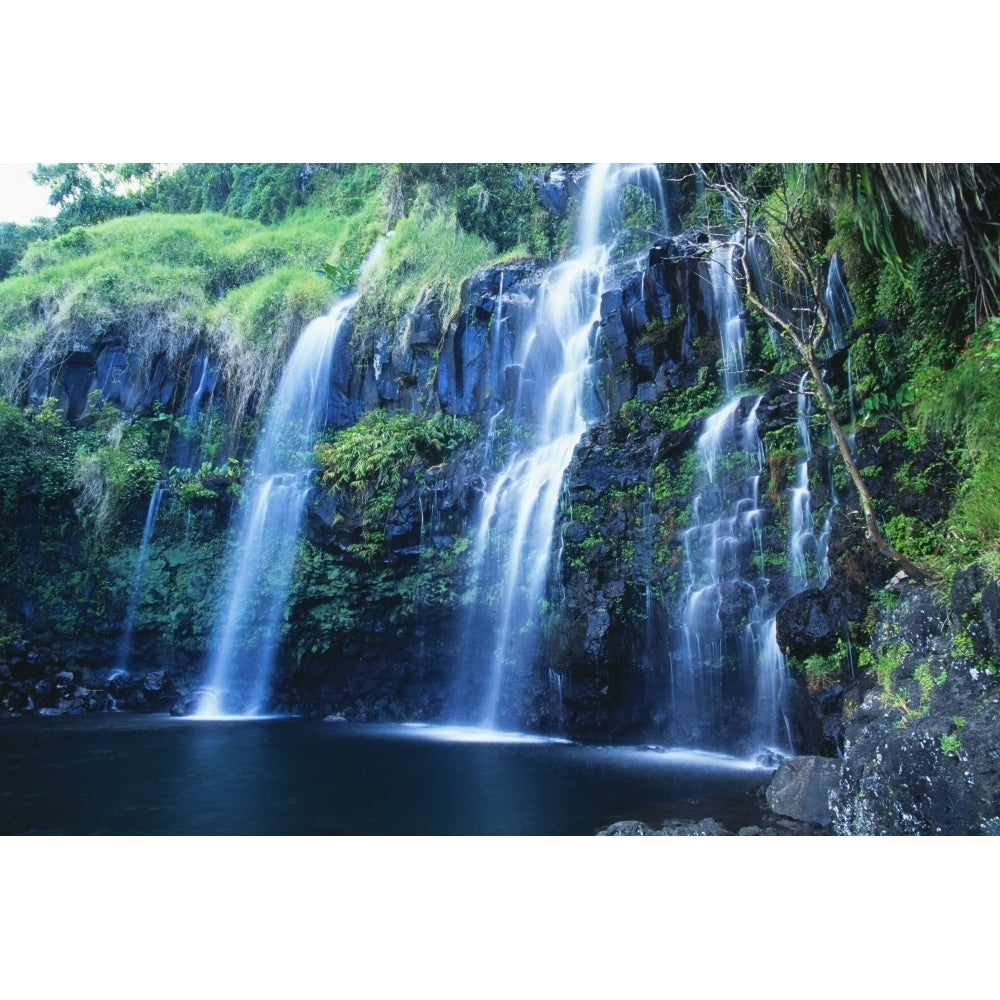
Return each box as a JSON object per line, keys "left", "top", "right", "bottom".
{"left": 0, "top": 219, "right": 53, "bottom": 280}
{"left": 702, "top": 164, "right": 940, "bottom": 583}
{"left": 31, "top": 163, "right": 140, "bottom": 228}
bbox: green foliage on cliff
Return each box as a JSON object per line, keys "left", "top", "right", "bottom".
{"left": 0, "top": 397, "right": 102, "bottom": 633}
{"left": 5, "top": 161, "right": 1000, "bottom": 707}
{"left": 0, "top": 180, "right": 389, "bottom": 412}
{"left": 913, "top": 316, "right": 1000, "bottom": 552}
{"left": 388, "top": 164, "right": 566, "bottom": 256}
{"left": 0, "top": 212, "right": 318, "bottom": 400}
{"left": 0, "top": 220, "right": 54, "bottom": 281}
{"left": 24, "top": 164, "right": 379, "bottom": 232}
{"left": 315, "top": 410, "right": 479, "bottom": 561}
{"left": 354, "top": 184, "right": 500, "bottom": 337}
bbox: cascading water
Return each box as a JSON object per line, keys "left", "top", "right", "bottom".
{"left": 114, "top": 481, "right": 167, "bottom": 676}
{"left": 824, "top": 251, "right": 855, "bottom": 350}
{"left": 711, "top": 239, "right": 749, "bottom": 394}
{"left": 175, "top": 349, "right": 219, "bottom": 470}
{"left": 463, "top": 247, "right": 608, "bottom": 728}
{"left": 455, "top": 164, "right": 667, "bottom": 729}
{"left": 668, "top": 236, "right": 793, "bottom": 756}
{"left": 788, "top": 372, "right": 834, "bottom": 590}
{"left": 197, "top": 293, "right": 358, "bottom": 716}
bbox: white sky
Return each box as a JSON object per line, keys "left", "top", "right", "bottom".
{"left": 0, "top": 164, "right": 57, "bottom": 225}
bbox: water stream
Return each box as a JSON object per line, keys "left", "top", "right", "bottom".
{"left": 198, "top": 294, "right": 358, "bottom": 716}
{"left": 456, "top": 164, "right": 667, "bottom": 728}
{"left": 824, "top": 251, "right": 855, "bottom": 350}
{"left": 113, "top": 481, "right": 167, "bottom": 675}
{"left": 668, "top": 236, "right": 793, "bottom": 756}
{"left": 175, "top": 349, "right": 219, "bottom": 470}
{"left": 789, "top": 372, "right": 834, "bottom": 590}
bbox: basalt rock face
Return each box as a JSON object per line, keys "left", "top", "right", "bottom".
{"left": 598, "top": 235, "right": 719, "bottom": 411}
{"left": 554, "top": 420, "right": 666, "bottom": 740}
{"left": 27, "top": 333, "right": 183, "bottom": 422}
{"left": 0, "top": 233, "right": 833, "bottom": 746}
{"left": 259, "top": 238, "right": 737, "bottom": 735}
{"left": 832, "top": 570, "right": 1000, "bottom": 835}
{"left": 435, "top": 261, "right": 546, "bottom": 418}
{"left": 542, "top": 247, "right": 841, "bottom": 749}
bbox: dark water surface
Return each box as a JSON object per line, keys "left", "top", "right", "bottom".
{"left": 0, "top": 715, "right": 775, "bottom": 835}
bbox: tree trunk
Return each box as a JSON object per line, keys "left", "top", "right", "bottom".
{"left": 746, "top": 287, "right": 940, "bottom": 584}
{"left": 800, "top": 350, "right": 940, "bottom": 584}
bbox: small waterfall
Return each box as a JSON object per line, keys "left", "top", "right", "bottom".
{"left": 710, "top": 239, "right": 749, "bottom": 395}
{"left": 672, "top": 394, "right": 772, "bottom": 751}
{"left": 470, "top": 247, "right": 607, "bottom": 728}
{"left": 456, "top": 163, "right": 666, "bottom": 729}
{"left": 754, "top": 620, "right": 795, "bottom": 753}
{"left": 824, "top": 252, "right": 855, "bottom": 351}
{"left": 576, "top": 164, "right": 667, "bottom": 254}
{"left": 698, "top": 397, "right": 742, "bottom": 484}
{"left": 176, "top": 350, "right": 219, "bottom": 470}
{"left": 788, "top": 372, "right": 833, "bottom": 589}
{"left": 198, "top": 293, "right": 358, "bottom": 716}
{"left": 667, "top": 236, "right": 793, "bottom": 756}
{"left": 482, "top": 271, "right": 507, "bottom": 472}
{"left": 114, "top": 481, "right": 167, "bottom": 675}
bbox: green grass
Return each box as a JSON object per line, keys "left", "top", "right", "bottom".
{"left": 355, "top": 184, "right": 500, "bottom": 336}
{"left": 0, "top": 195, "right": 387, "bottom": 408}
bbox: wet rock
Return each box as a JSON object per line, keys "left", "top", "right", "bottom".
{"left": 436, "top": 262, "right": 544, "bottom": 418}
{"left": 659, "top": 817, "right": 732, "bottom": 836}
{"left": 765, "top": 755, "right": 842, "bottom": 827}
{"left": 776, "top": 586, "right": 850, "bottom": 658}
{"left": 833, "top": 577, "right": 1000, "bottom": 835}
{"left": 597, "top": 820, "right": 661, "bottom": 836}
{"left": 978, "top": 579, "right": 1000, "bottom": 663}
{"left": 951, "top": 563, "right": 986, "bottom": 616}
{"left": 143, "top": 670, "right": 166, "bottom": 693}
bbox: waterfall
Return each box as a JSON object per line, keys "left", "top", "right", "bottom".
{"left": 197, "top": 293, "right": 358, "bottom": 716}
{"left": 469, "top": 247, "right": 607, "bottom": 728}
{"left": 576, "top": 163, "right": 668, "bottom": 255}
{"left": 114, "top": 481, "right": 167, "bottom": 675}
{"left": 668, "top": 236, "right": 793, "bottom": 757}
{"left": 710, "top": 239, "right": 748, "bottom": 395}
{"left": 788, "top": 372, "right": 835, "bottom": 589}
{"left": 176, "top": 349, "right": 219, "bottom": 470}
{"left": 824, "top": 251, "right": 855, "bottom": 351}
{"left": 455, "top": 164, "right": 667, "bottom": 729}
{"left": 673, "top": 393, "right": 775, "bottom": 752}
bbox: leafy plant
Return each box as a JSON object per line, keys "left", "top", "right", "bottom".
{"left": 940, "top": 732, "right": 963, "bottom": 756}
{"left": 791, "top": 637, "right": 849, "bottom": 690}
{"left": 314, "top": 410, "right": 478, "bottom": 561}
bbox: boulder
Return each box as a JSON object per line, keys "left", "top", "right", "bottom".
{"left": 765, "top": 755, "right": 842, "bottom": 827}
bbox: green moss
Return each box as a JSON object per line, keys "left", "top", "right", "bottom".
{"left": 353, "top": 186, "right": 498, "bottom": 339}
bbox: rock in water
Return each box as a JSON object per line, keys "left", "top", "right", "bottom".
{"left": 765, "top": 756, "right": 843, "bottom": 827}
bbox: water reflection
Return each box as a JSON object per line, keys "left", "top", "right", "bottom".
{"left": 0, "top": 716, "right": 774, "bottom": 835}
